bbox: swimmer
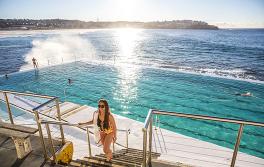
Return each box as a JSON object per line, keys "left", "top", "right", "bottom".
{"left": 235, "top": 92, "right": 252, "bottom": 97}
{"left": 241, "top": 92, "right": 252, "bottom": 96}
{"left": 32, "top": 57, "right": 38, "bottom": 69}
{"left": 68, "top": 78, "right": 72, "bottom": 85}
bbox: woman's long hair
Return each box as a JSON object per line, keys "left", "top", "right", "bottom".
{"left": 97, "top": 99, "right": 110, "bottom": 130}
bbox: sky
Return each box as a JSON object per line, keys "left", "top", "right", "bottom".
{"left": 0, "top": 0, "right": 264, "bottom": 28}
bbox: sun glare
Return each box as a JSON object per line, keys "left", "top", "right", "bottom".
{"left": 113, "top": 28, "right": 143, "bottom": 110}
{"left": 115, "top": 28, "right": 142, "bottom": 62}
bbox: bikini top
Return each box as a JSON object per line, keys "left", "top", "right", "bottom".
{"left": 98, "top": 113, "right": 114, "bottom": 134}
{"left": 100, "top": 121, "right": 113, "bottom": 134}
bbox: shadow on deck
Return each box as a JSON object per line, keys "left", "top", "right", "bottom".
{"left": 0, "top": 134, "right": 61, "bottom": 167}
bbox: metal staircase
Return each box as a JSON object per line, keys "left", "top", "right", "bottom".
{"left": 70, "top": 148, "right": 160, "bottom": 167}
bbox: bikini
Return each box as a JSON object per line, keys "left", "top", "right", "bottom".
{"left": 99, "top": 120, "right": 114, "bottom": 134}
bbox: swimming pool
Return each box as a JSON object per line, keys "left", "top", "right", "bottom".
{"left": 0, "top": 61, "right": 263, "bottom": 158}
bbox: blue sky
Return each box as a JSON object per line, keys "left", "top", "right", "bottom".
{"left": 0, "top": 0, "right": 263, "bottom": 28}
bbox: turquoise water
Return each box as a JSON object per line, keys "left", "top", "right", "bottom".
{"left": 0, "top": 100, "right": 34, "bottom": 121}
{"left": 0, "top": 61, "right": 263, "bottom": 158}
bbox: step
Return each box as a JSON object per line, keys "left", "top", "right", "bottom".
{"left": 113, "top": 152, "right": 160, "bottom": 159}
{"left": 78, "top": 158, "right": 122, "bottom": 167}
{"left": 112, "top": 149, "right": 160, "bottom": 159}
{"left": 61, "top": 105, "right": 89, "bottom": 118}
{"left": 100, "top": 152, "right": 158, "bottom": 162}
{"left": 41, "top": 102, "right": 80, "bottom": 117}
{"left": 96, "top": 154, "right": 142, "bottom": 165}
{"left": 69, "top": 159, "right": 102, "bottom": 167}
{"left": 84, "top": 156, "right": 141, "bottom": 167}
{"left": 115, "top": 148, "right": 161, "bottom": 157}
{"left": 152, "top": 159, "right": 193, "bottom": 167}
{"left": 69, "top": 160, "right": 82, "bottom": 167}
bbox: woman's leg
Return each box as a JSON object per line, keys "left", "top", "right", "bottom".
{"left": 100, "top": 132, "right": 106, "bottom": 144}
{"left": 103, "top": 133, "right": 114, "bottom": 161}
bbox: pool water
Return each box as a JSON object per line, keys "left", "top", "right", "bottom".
{"left": 0, "top": 61, "right": 263, "bottom": 158}
{"left": 0, "top": 100, "right": 35, "bottom": 122}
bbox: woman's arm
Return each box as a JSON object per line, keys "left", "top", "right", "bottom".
{"left": 110, "top": 114, "right": 117, "bottom": 142}
{"left": 78, "top": 111, "right": 97, "bottom": 126}
{"left": 78, "top": 120, "right": 93, "bottom": 126}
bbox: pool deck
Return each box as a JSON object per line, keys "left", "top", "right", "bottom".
{"left": 1, "top": 94, "right": 264, "bottom": 167}
{"left": 0, "top": 133, "right": 62, "bottom": 167}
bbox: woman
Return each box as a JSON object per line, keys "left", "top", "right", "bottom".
{"left": 78, "top": 99, "right": 117, "bottom": 161}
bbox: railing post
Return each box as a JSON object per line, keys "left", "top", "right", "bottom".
{"left": 126, "top": 129, "right": 129, "bottom": 153}
{"left": 154, "top": 115, "right": 158, "bottom": 130}
{"left": 86, "top": 127, "right": 92, "bottom": 157}
{"left": 34, "top": 111, "right": 48, "bottom": 160}
{"left": 46, "top": 123, "right": 57, "bottom": 164}
{"left": 231, "top": 123, "right": 244, "bottom": 167}
{"left": 112, "top": 142, "right": 115, "bottom": 152}
{"left": 3, "top": 92, "right": 14, "bottom": 124}
{"left": 148, "top": 117, "right": 153, "bottom": 166}
{"left": 55, "top": 99, "right": 65, "bottom": 144}
{"left": 142, "top": 128, "right": 147, "bottom": 167}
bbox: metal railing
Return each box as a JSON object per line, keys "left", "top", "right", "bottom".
{"left": 0, "top": 90, "right": 59, "bottom": 160}
{"left": 0, "top": 90, "right": 55, "bottom": 125}
{"left": 0, "top": 90, "right": 131, "bottom": 164}
{"left": 40, "top": 119, "right": 130, "bottom": 164}
{"left": 142, "top": 109, "right": 264, "bottom": 167}
{"left": 32, "top": 97, "right": 66, "bottom": 160}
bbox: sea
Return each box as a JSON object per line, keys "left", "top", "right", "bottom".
{"left": 0, "top": 28, "right": 264, "bottom": 158}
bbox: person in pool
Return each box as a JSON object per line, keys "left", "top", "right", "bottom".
{"left": 78, "top": 99, "right": 117, "bottom": 162}
{"left": 235, "top": 92, "right": 253, "bottom": 97}
{"left": 68, "top": 78, "right": 72, "bottom": 85}
{"left": 32, "top": 57, "right": 38, "bottom": 69}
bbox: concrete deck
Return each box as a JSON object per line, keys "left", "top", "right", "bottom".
{"left": 0, "top": 134, "right": 61, "bottom": 167}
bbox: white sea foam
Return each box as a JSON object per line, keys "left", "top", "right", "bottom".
{"left": 20, "top": 34, "right": 97, "bottom": 71}
{"left": 156, "top": 65, "right": 263, "bottom": 84}
{"left": 1, "top": 56, "right": 262, "bottom": 85}
{"left": 79, "top": 59, "right": 264, "bottom": 84}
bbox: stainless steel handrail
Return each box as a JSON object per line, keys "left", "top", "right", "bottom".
{"left": 142, "top": 109, "right": 264, "bottom": 167}
{"left": 0, "top": 90, "right": 55, "bottom": 99}
{"left": 0, "top": 98, "right": 60, "bottom": 120}
{"left": 153, "top": 110, "right": 264, "bottom": 127}
{"left": 32, "top": 96, "right": 66, "bottom": 156}
{"left": 40, "top": 119, "right": 131, "bottom": 163}
{"left": 32, "top": 97, "right": 58, "bottom": 111}
{"left": 40, "top": 120, "right": 130, "bottom": 132}
{"left": 0, "top": 90, "right": 56, "bottom": 125}
{"left": 143, "top": 109, "right": 153, "bottom": 130}
{"left": 40, "top": 120, "right": 91, "bottom": 127}
{"left": 0, "top": 90, "right": 60, "bottom": 160}
{"left": 0, "top": 90, "right": 64, "bottom": 161}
